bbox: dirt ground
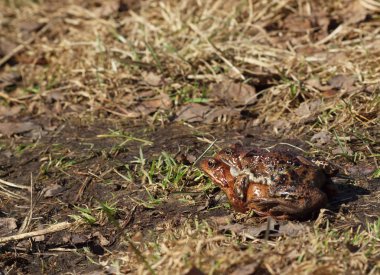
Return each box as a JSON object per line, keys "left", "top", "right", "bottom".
{"left": 0, "top": 0, "right": 379, "bottom": 274}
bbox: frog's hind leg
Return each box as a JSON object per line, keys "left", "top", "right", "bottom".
{"left": 247, "top": 199, "right": 291, "bottom": 220}
{"left": 248, "top": 188, "right": 328, "bottom": 219}
{"left": 270, "top": 189, "right": 328, "bottom": 219}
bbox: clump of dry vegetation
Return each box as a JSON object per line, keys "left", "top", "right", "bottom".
{"left": 0, "top": 0, "right": 379, "bottom": 274}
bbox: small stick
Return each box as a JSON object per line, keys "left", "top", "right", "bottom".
{"left": 193, "top": 139, "right": 217, "bottom": 166}
{"left": 0, "top": 178, "right": 30, "bottom": 191}
{"left": 0, "top": 222, "right": 72, "bottom": 243}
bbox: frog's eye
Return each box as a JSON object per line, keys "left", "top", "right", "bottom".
{"left": 207, "top": 159, "right": 216, "bottom": 168}
{"left": 224, "top": 148, "right": 233, "bottom": 156}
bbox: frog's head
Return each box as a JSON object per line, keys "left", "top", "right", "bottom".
{"left": 214, "top": 143, "right": 245, "bottom": 169}
{"left": 199, "top": 157, "right": 234, "bottom": 188}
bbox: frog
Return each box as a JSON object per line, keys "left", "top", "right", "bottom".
{"left": 199, "top": 144, "right": 337, "bottom": 219}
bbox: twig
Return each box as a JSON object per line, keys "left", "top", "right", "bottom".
{"left": 0, "top": 222, "right": 72, "bottom": 243}
{"left": 193, "top": 139, "right": 217, "bottom": 166}
{"left": 0, "top": 178, "right": 31, "bottom": 191}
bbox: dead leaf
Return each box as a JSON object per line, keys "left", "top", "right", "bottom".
{"left": 0, "top": 71, "right": 22, "bottom": 85}
{"left": 32, "top": 224, "right": 45, "bottom": 242}
{"left": 305, "top": 78, "right": 321, "bottom": 88}
{"left": 0, "top": 106, "right": 22, "bottom": 118}
{"left": 295, "top": 99, "right": 322, "bottom": 117}
{"left": 45, "top": 90, "right": 65, "bottom": 102}
{"left": 294, "top": 99, "right": 322, "bottom": 119}
{"left": 135, "top": 93, "right": 172, "bottom": 116}
{"left": 0, "top": 122, "right": 39, "bottom": 137}
{"left": 16, "top": 19, "right": 45, "bottom": 33}
{"left": 346, "top": 164, "right": 376, "bottom": 177}
{"left": 332, "top": 145, "right": 353, "bottom": 156}
{"left": 71, "top": 234, "right": 87, "bottom": 244}
{"left": 0, "top": 217, "right": 17, "bottom": 236}
{"left": 283, "top": 14, "right": 313, "bottom": 32}
{"left": 175, "top": 152, "right": 197, "bottom": 165}
{"left": 272, "top": 119, "right": 291, "bottom": 134}
{"left": 321, "top": 89, "right": 340, "bottom": 98}
{"left": 208, "top": 215, "right": 230, "bottom": 226}
{"left": 204, "top": 107, "right": 240, "bottom": 123}
{"left": 342, "top": 1, "right": 368, "bottom": 24}
{"left": 304, "top": 77, "right": 341, "bottom": 98}
{"left": 92, "top": 231, "right": 110, "bottom": 246}
{"left": 311, "top": 131, "right": 332, "bottom": 146}
{"left": 210, "top": 81, "right": 257, "bottom": 107}
{"left": 175, "top": 103, "right": 211, "bottom": 122}
{"left": 219, "top": 219, "right": 306, "bottom": 239}
{"left": 175, "top": 103, "right": 240, "bottom": 123}
{"left": 43, "top": 184, "right": 64, "bottom": 198}
{"left": 327, "top": 75, "right": 356, "bottom": 92}
{"left": 0, "top": 38, "right": 18, "bottom": 58}
{"left": 231, "top": 261, "right": 261, "bottom": 275}
{"left": 142, "top": 72, "right": 163, "bottom": 86}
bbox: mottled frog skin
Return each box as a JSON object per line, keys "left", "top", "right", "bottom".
{"left": 199, "top": 144, "right": 336, "bottom": 219}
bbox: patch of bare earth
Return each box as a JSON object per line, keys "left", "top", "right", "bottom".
{"left": 0, "top": 0, "right": 379, "bottom": 274}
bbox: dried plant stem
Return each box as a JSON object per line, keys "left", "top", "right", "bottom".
{"left": 0, "top": 222, "right": 72, "bottom": 243}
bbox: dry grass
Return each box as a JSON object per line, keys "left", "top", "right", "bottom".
{"left": 0, "top": 0, "right": 379, "bottom": 274}
{"left": 106, "top": 215, "right": 380, "bottom": 274}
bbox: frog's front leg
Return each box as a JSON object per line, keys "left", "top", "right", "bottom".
{"left": 233, "top": 175, "right": 250, "bottom": 202}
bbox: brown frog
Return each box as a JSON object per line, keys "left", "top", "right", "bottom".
{"left": 199, "top": 144, "right": 337, "bottom": 219}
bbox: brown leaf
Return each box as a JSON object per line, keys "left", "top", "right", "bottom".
{"left": 327, "top": 75, "right": 356, "bottom": 92}
{"left": 0, "top": 218, "right": 17, "bottom": 236}
{"left": 272, "top": 119, "right": 291, "bottom": 134}
{"left": 0, "top": 106, "right": 22, "bottom": 118}
{"left": 311, "top": 131, "right": 333, "bottom": 146}
{"left": 135, "top": 93, "right": 172, "bottom": 116}
{"left": 346, "top": 164, "right": 376, "bottom": 177}
{"left": 219, "top": 219, "right": 306, "bottom": 239}
{"left": 0, "top": 38, "right": 18, "bottom": 58}
{"left": 142, "top": 72, "right": 163, "bottom": 86}
{"left": 332, "top": 145, "right": 353, "bottom": 156}
{"left": 0, "top": 122, "right": 39, "bottom": 137}
{"left": 294, "top": 99, "right": 322, "bottom": 119}
{"left": 92, "top": 231, "right": 110, "bottom": 246}
{"left": 342, "top": 1, "right": 368, "bottom": 24}
{"left": 175, "top": 103, "right": 211, "bottom": 122}
{"left": 231, "top": 261, "right": 261, "bottom": 275}
{"left": 283, "top": 14, "right": 313, "bottom": 32}
{"left": 305, "top": 77, "right": 335, "bottom": 92}
{"left": 321, "top": 89, "right": 340, "bottom": 98}
{"left": 210, "top": 81, "right": 257, "bottom": 107}
{"left": 204, "top": 106, "right": 240, "bottom": 123}
{"left": 0, "top": 71, "right": 22, "bottom": 85}
{"left": 16, "top": 19, "right": 45, "bottom": 33}
{"left": 43, "top": 184, "right": 64, "bottom": 198}
{"left": 175, "top": 103, "right": 240, "bottom": 123}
